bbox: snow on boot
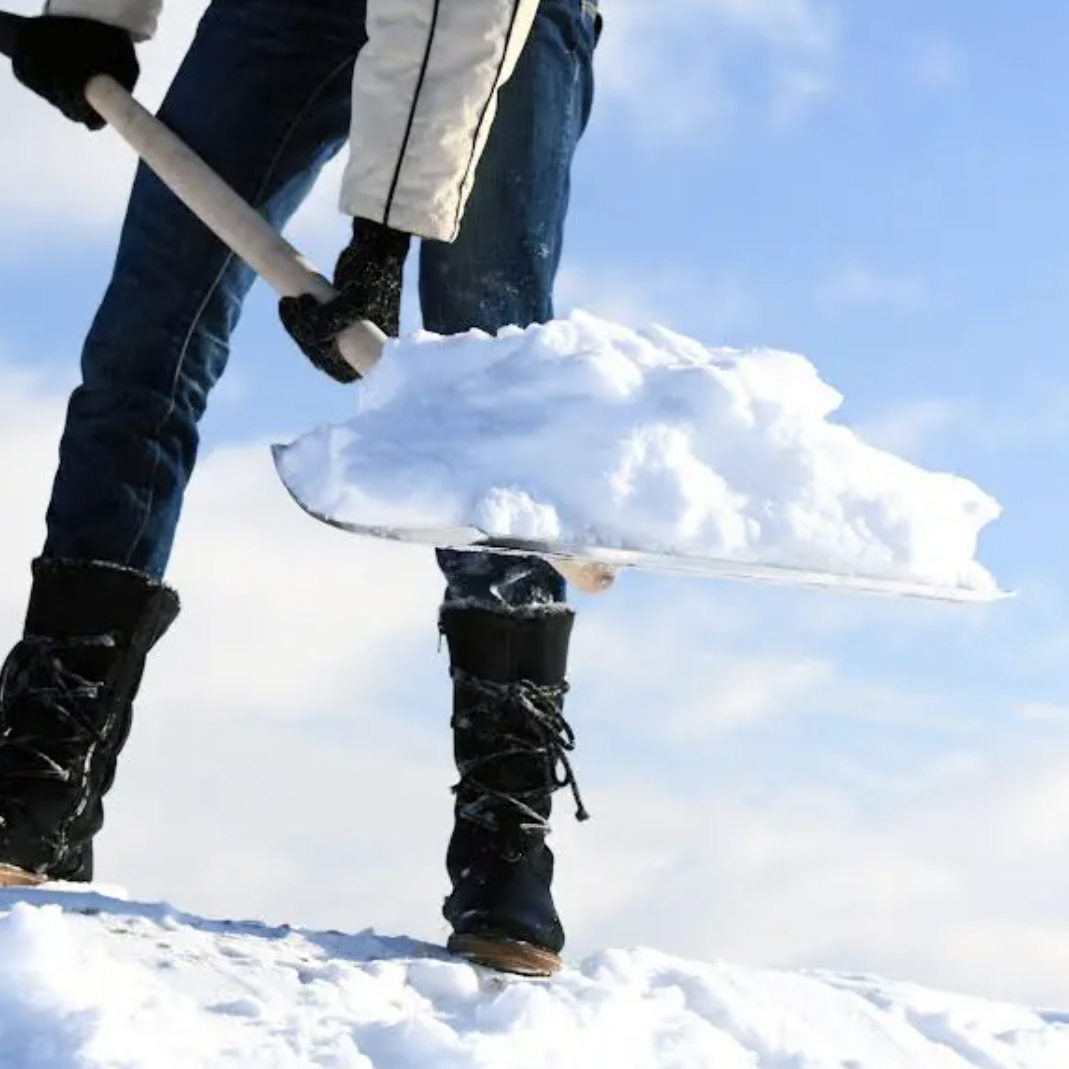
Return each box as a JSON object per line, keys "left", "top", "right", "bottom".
{"left": 0, "top": 558, "right": 179, "bottom": 886}
{"left": 438, "top": 603, "right": 588, "bottom": 978}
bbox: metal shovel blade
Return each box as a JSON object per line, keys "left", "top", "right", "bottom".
{"left": 270, "top": 445, "right": 1011, "bottom": 605}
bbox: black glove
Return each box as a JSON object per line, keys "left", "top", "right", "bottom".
{"left": 13, "top": 15, "right": 139, "bottom": 131}
{"left": 279, "top": 217, "right": 411, "bottom": 384}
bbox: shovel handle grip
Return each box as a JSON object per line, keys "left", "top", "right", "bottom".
{"left": 553, "top": 559, "right": 616, "bottom": 594}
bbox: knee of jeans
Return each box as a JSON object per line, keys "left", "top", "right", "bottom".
{"left": 80, "top": 256, "right": 246, "bottom": 414}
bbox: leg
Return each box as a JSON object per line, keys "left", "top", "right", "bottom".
{"left": 420, "top": 0, "right": 601, "bottom": 611}
{"left": 425, "top": 0, "right": 601, "bottom": 974}
{"left": 0, "top": 0, "right": 366, "bottom": 884}
{"left": 46, "top": 0, "right": 365, "bottom": 578}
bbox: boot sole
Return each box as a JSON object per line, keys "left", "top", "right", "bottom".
{"left": 0, "top": 864, "right": 45, "bottom": 887}
{"left": 447, "top": 932, "right": 564, "bottom": 977}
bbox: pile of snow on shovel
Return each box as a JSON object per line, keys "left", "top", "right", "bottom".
{"left": 275, "top": 311, "right": 1001, "bottom": 596}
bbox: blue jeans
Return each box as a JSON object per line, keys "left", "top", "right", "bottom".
{"left": 43, "top": 0, "right": 600, "bottom": 610}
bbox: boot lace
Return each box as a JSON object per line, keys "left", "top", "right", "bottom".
{"left": 451, "top": 669, "right": 590, "bottom": 836}
{"left": 0, "top": 635, "right": 116, "bottom": 792}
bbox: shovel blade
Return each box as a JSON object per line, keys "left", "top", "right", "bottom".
{"left": 271, "top": 445, "right": 1010, "bottom": 605}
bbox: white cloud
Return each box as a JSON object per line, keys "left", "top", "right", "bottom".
{"left": 285, "top": 155, "right": 349, "bottom": 258}
{"left": 769, "top": 64, "right": 835, "bottom": 126}
{"left": 573, "top": 596, "right": 834, "bottom": 741}
{"left": 970, "top": 380, "right": 1069, "bottom": 451}
{"left": 1014, "top": 700, "right": 1069, "bottom": 723}
{"left": 556, "top": 730, "right": 1069, "bottom": 1007}
{"left": 3, "top": 350, "right": 1069, "bottom": 1008}
{"left": 849, "top": 377, "right": 1069, "bottom": 463}
{"left": 909, "top": 40, "right": 966, "bottom": 93}
{"left": 671, "top": 654, "right": 831, "bottom": 735}
{"left": 555, "top": 264, "right": 759, "bottom": 344}
{"left": 816, "top": 264, "right": 926, "bottom": 311}
{"left": 555, "top": 589, "right": 1069, "bottom": 1007}
{"left": 853, "top": 397, "right": 966, "bottom": 458}
{"left": 592, "top": 0, "right": 839, "bottom": 140}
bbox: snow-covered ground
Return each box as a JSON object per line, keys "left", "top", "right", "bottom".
{"left": 2, "top": 885, "right": 1065, "bottom": 1068}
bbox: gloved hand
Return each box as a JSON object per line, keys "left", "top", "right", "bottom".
{"left": 13, "top": 15, "right": 140, "bottom": 131}
{"left": 279, "top": 217, "right": 411, "bottom": 384}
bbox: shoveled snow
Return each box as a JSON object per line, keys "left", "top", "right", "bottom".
{"left": 0, "top": 885, "right": 1065, "bottom": 1068}
{"left": 274, "top": 311, "right": 1002, "bottom": 596}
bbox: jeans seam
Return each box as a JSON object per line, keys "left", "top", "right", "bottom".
{"left": 122, "top": 53, "right": 357, "bottom": 569}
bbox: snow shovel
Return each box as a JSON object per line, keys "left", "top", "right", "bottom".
{"left": 0, "top": 9, "right": 616, "bottom": 595}
{"left": 0, "top": 13, "right": 1007, "bottom": 604}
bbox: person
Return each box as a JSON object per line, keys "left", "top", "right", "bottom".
{"left": 0, "top": 0, "right": 601, "bottom": 977}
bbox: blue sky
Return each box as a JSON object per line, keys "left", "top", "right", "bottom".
{"left": 4, "top": 0, "right": 1069, "bottom": 1007}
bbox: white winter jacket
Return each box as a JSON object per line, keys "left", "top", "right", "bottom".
{"left": 43, "top": 0, "right": 540, "bottom": 241}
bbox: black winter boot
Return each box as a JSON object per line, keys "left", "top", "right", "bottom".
{"left": 0, "top": 558, "right": 179, "bottom": 885}
{"left": 439, "top": 603, "right": 588, "bottom": 977}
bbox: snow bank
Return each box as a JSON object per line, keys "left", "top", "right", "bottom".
{"left": 275, "top": 312, "right": 1002, "bottom": 597}
{"left": 0, "top": 885, "right": 1064, "bottom": 1068}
